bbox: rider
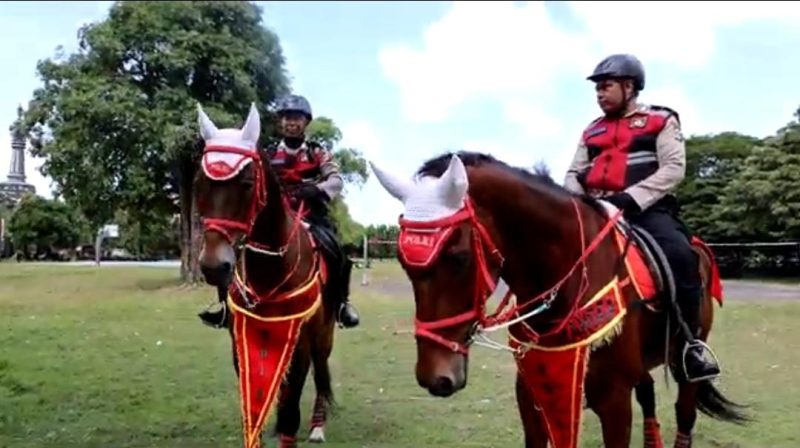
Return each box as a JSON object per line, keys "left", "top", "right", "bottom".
{"left": 264, "top": 93, "right": 360, "bottom": 329}
{"left": 563, "top": 54, "right": 720, "bottom": 383}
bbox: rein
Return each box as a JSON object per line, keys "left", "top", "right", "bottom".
{"left": 400, "top": 197, "right": 623, "bottom": 356}
{"left": 200, "top": 144, "right": 317, "bottom": 310}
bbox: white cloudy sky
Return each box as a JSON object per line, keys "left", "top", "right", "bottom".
{"left": 1, "top": 1, "right": 799, "bottom": 225}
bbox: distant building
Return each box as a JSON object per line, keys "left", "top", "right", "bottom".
{"left": 0, "top": 107, "right": 36, "bottom": 207}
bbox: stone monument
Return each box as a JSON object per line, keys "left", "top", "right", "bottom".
{"left": 0, "top": 106, "right": 36, "bottom": 207}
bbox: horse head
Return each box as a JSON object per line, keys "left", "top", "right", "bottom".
{"left": 371, "top": 151, "right": 596, "bottom": 398}
{"left": 194, "top": 102, "right": 267, "bottom": 287}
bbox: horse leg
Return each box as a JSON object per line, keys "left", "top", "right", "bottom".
{"left": 588, "top": 382, "right": 633, "bottom": 448}
{"left": 672, "top": 382, "right": 698, "bottom": 448}
{"left": 308, "top": 320, "right": 335, "bottom": 443}
{"left": 514, "top": 373, "right": 549, "bottom": 448}
{"left": 275, "top": 341, "right": 312, "bottom": 448}
{"left": 635, "top": 373, "right": 664, "bottom": 448}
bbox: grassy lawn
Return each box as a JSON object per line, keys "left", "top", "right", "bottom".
{"left": 1, "top": 263, "right": 798, "bottom": 447}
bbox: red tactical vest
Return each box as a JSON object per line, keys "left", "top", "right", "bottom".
{"left": 580, "top": 105, "right": 677, "bottom": 193}
{"left": 268, "top": 141, "right": 324, "bottom": 186}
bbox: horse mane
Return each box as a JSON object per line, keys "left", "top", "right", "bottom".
{"left": 415, "top": 150, "right": 606, "bottom": 214}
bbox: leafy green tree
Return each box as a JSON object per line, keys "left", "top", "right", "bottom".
{"left": 305, "top": 116, "right": 369, "bottom": 189}
{"left": 7, "top": 196, "right": 83, "bottom": 258}
{"left": 303, "top": 115, "right": 369, "bottom": 247}
{"left": 677, "top": 132, "right": 760, "bottom": 241}
{"left": 21, "top": 1, "right": 290, "bottom": 281}
{"left": 714, "top": 108, "right": 800, "bottom": 241}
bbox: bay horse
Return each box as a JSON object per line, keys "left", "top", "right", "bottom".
{"left": 370, "top": 151, "right": 749, "bottom": 448}
{"left": 194, "top": 103, "right": 339, "bottom": 448}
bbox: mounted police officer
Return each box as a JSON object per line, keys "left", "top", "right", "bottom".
{"left": 563, "top": 54, "right": 720, "bottom": 383}
{"left": 265, "top": 94, "right": 360, "bottom": 329}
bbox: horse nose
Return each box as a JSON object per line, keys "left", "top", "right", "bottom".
{"left": 200, "top": 262, "right": 232, "bottom": 287}
{"left": 427, "top": 376, "right": 456, "bottom": 397}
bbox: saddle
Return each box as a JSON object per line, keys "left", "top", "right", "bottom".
{"left": 599, "top": 201, "right": 724, "bottom": 311}
{"left": 599, "top": 201, "right": 675, "bottom": 311}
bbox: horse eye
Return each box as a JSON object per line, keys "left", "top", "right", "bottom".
{"left": 445, "top": 251, "right": 470, "bottom": 270}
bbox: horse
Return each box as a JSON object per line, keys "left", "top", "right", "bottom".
{"left": 193, "top": 103, "right": 340, "bottom": 448}
{"left": 369, "top": 151, "right": 749, "bottom": 448}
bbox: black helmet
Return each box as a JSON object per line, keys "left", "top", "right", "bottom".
{"left": 587, "top": 54, "right": 645, "bottom": 91}
{"left": 275, "top": 94, "right": 312, "bottom": 120}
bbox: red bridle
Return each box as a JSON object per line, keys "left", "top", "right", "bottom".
{"left": 199, "top": 144, "right": 313, "bottom": 309}
{"left": 201, "top": 145, "right": 268, "bottom": 245}
{"left": 398, "top": 197, "right": 623, "bottom": 355}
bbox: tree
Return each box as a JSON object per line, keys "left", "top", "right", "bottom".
{"left": 21, "top": 1, "right": 290, "bottom": 281}
{"left": 303, "top": 115, "right": 370, "bottom": 247}
{"left": 7, "top": 196, "right": 83, "bottom": 259}
{"left": 677, "top": 132, "right": 759, "bottom": 241}
{"left": 713, "top": 109, "right": 800, "bottom": 241}
{"left": 305, "top": 116, "right": 369, "bottom": 189}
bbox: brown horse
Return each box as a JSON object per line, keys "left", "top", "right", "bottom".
{"left": 370, "top": 151, "right": 749, "bottom": 448}
{"left": 194, "top": 103, "right": 339, "bottom": 448}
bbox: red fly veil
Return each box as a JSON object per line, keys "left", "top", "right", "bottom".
{"left": 398, "top": 218, "right": 456, "bottom": 268}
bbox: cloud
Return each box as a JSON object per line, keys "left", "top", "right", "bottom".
{"left": 378, "top": 1, "right": 589, "bottom": 124}
{"left": 379, "top": 1, "right": 800, "bottom": 126}
{"left": 503, "top": 100, "right": 565, "bottom": 140}
{"left": 340, "top": 120, "right": 382, "bottom": 158}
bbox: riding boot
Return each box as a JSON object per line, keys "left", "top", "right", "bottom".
{"left": 336, "top": 257, "right": 360, "bottom": 328}
{"left": 199, "top": 306, "right": 228, "bottom": 328}
{"left": 677, "top": 286, "right": 720, "bottom": 382}
{"left": 199, "top": 286, "right": 230, "bottom": 329}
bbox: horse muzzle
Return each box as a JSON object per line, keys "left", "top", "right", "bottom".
{"left": 199, "top": 239, "right": 236, "bottom": 287}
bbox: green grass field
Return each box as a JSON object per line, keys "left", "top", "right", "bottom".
{"left": 1, "top": 263, "right": 798, "bottom": 447}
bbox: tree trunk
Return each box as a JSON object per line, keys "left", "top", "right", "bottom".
{"left": 179, "top": 162, "right": 203, "bottom": 284}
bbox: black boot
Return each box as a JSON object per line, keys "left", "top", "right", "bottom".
{"left": 677, "top": 286, "right": 720, "bottom": 382}
{"left": 199, "top": 285, "right": 230, "bottom": 329}
{"left": 199, "top": 305, "right": 228, "bottom": 328}
{"left": 336, "top": 257, "right": 360, "bottom": 328}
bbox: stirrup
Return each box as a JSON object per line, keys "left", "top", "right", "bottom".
{"left": 199, "top": 302, "right": 228, "bottom": 329}
{"left": 681, "top": 339, "right": 721, "bottom": 383}
{"left": 336, "top": 303, "right": 359, "bottom": 329}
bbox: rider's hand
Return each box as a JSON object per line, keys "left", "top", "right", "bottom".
{"left": 604, "top": 193, "right": 641, "bottom": 216}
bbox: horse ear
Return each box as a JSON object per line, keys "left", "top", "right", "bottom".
{"left": 438, "top": 154, "right": 469, "bottom": 208}
{"left": 369, "top": 161, "right": 413, "bottom": 202}
{"left": 241, "top": 102, "right": 261, "bottom": 145}
{"left": 197, "top": 103, "right": 219, "bottom": 141}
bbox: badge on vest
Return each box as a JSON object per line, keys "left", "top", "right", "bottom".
{"left": 630, "top": 116, "right": 647, "bottom": 128}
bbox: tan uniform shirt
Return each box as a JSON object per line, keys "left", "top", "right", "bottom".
{"left": 278, "top": 140, "right": 344, "bottom": 200}
{"left": 563, "top": 104, "right": 686, "bottom": 211}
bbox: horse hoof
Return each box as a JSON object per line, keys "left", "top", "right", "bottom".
{"left": 308, "top": 425, "right": 326, "bottom": 443}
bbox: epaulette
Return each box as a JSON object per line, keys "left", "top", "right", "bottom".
{"left": 646, "top": 104, "right": 680, "bottom": 124}
{"left": 306, "top": 140, "right": 331, "bottom": 153}
{"left": 583, "top": 115, "right": 603, "bottom": 129}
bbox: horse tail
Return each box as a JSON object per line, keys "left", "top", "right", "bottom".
{"left": 695, "top": 380, "right": 751, "bottom": 424}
